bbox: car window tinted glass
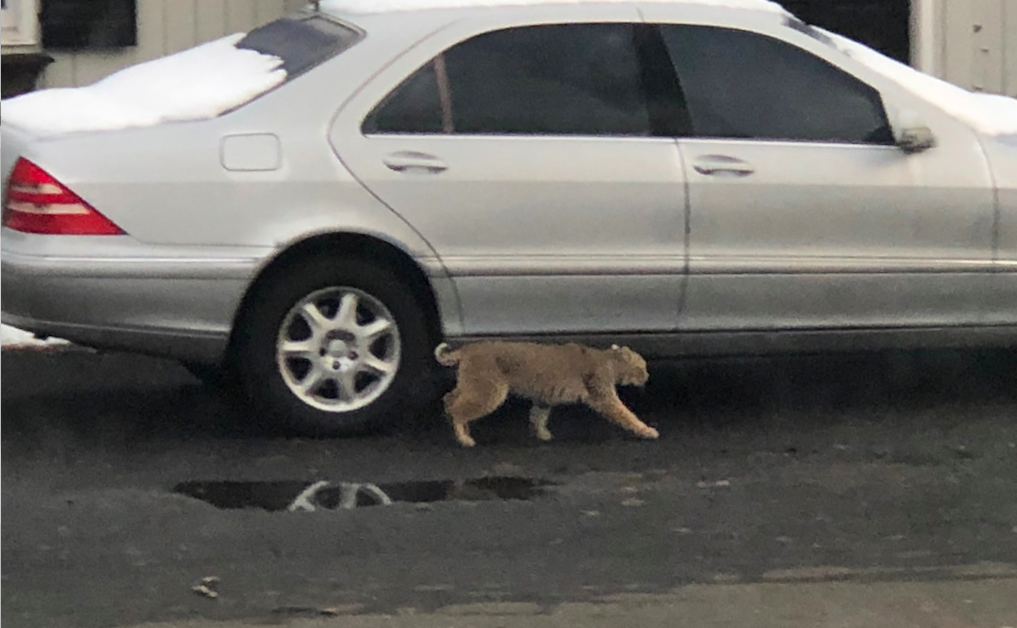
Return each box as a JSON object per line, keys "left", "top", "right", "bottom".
{"left": 660, "top": 25, "right": 893, "bottom": 144}
{"left": 363, "top": 60, "right": 445, "bottom": 134}
{"left": 237, "top": 15, "right": 360, "bottom": 80}
{"left": 444, "top": 23, "right": 652, "bottom": 136}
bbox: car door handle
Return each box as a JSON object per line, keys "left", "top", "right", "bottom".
{"left": 383, "top": 151, "right": 448, "bottom": 174}
{"left": 692, "top": 155, "right": 755, "bottom": 177}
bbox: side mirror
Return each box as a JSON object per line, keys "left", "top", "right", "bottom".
{"left": 893, "top": 109, "right": 937, "bottom": 154}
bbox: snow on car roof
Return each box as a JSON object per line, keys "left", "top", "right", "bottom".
{"left": 321, "top": 0, "right": 788, "bottom": 14}
{"left": 819, "top": 28, "right": 1017, "bottom": 137}
{"left": 1, "top": 34, "right": 286, "bottom": 137}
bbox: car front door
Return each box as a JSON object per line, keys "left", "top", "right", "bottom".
{"left": 641, "top": 13, "right": 998, "bottom": 334}
{"left": 331, "top": 12, "right": 688, "bottom": 338}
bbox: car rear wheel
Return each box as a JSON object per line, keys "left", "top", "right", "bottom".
{"left": 233, "top": 257, "right": 434, "bottom": 436}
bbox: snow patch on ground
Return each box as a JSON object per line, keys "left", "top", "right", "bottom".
{"left": 323, "top": 0, "right": 787, "bottom": 15}
{"left": 1, "top": 34, "right": 286, "bottom": 137}
{"left": 821, "top": 29, "right": 1017, "bottom": 137}
{"left": 1, "top": 325, "right": 71, "bottom": 350}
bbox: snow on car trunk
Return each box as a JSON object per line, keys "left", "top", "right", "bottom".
{"left": 0, "top": 33, "right": 286, "bottom": 137}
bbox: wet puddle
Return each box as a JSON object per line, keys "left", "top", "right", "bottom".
{"left": 173, "top": 476, "right": 553, "bottom": 512}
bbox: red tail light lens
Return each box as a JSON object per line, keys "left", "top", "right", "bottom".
{"left": 3, "top": 159, "right": 125, "bottom": 235}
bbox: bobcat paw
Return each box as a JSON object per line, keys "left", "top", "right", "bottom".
{"left": 639, "top": 427, "right": 660, "bottom": 439}
{"left": 457, "top": 435, "right": 477, "bottom": 447}
{"left": 536, "top": 428, "right": 554, "bottom": 442}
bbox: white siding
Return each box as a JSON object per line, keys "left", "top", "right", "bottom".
{"left": 933, "top": 0, "right": 1016, "bottom": 96}
{"left": 40, "top": 0, "right": 306, "bottom": 88}
{"left": 1007, "top": 0, "right": 1017, "bottom": 94}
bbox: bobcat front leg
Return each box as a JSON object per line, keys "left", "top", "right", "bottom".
{"left": 587, "top": 389, "right": 659, "bottom": 440}
{"left": 529, "top": 404, "right": 554, "bottom": 441}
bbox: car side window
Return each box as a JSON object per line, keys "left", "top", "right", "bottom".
{"left": 659, "top": 25, "right": 894, "bottom": 144}
{"left": 364, "top": 23, "right": 653, "bottom": 136}
{"left": 444, "top": 24, "right": 651, "bottom": 136}
{"left": 363, "top": 59, "right": 445, "bottom": 135}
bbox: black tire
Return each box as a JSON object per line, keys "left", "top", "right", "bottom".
{"left": 232, "top": 256, "right": 436, "bottom": 436}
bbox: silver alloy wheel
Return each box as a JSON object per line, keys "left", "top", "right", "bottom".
{"left": 276, "top": 286, "right": 401, "bottom": 413}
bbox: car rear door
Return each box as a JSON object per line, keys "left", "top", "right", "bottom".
{"left": 639, "top": 9, "right": 998, "bottom": 333}
{"left": 331, "top": 8, "right": 688, "bottom": 338}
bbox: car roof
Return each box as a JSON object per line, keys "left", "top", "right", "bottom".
{"left": 318, "top": 0, "right": 790, "bottom": 17}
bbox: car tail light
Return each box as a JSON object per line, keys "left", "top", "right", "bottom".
{"left": 3, "top": 158, "right": 125, "bottom": 235}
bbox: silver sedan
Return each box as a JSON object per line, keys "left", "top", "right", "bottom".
{"left": 3, "top": 0, "right": 1016, "bottom": 435}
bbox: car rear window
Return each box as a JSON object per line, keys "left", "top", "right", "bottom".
{"left": 236, "top": 14, "right": 361, "bottom": 80}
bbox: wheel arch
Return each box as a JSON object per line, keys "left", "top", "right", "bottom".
{"left": 226, "top": 231, "right": 445, "bottom": 365}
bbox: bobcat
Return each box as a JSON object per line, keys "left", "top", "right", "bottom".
{"left": 435, "top": 341, "right": 658, "bottom": 447}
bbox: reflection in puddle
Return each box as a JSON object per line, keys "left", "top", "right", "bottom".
{"left": 173, "top": 476, "right": 553, "bottom": 512}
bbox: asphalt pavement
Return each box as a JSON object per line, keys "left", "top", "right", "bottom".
{"left": 2, "top": 346, "right": 1017, "bottom": 627}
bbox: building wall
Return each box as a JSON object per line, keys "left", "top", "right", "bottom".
{"left": 925, "top": 0, "right": 1017, "bottom": 96}
{"left": 39, "top": 0, "right": 306, "bottom": 88}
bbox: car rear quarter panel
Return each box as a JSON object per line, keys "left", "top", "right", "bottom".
{"left": 15, "top": 130, "right": 431, "bottom": 266}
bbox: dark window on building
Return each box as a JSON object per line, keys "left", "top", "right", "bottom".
{"left": 41, "top": 0, "right": 137, "bottom": 49}
{"left": 660, "top": 25, "right": 893, "bottom": 144}
{"left": 780, "top": 0, "right": 911, "bottom": 65}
